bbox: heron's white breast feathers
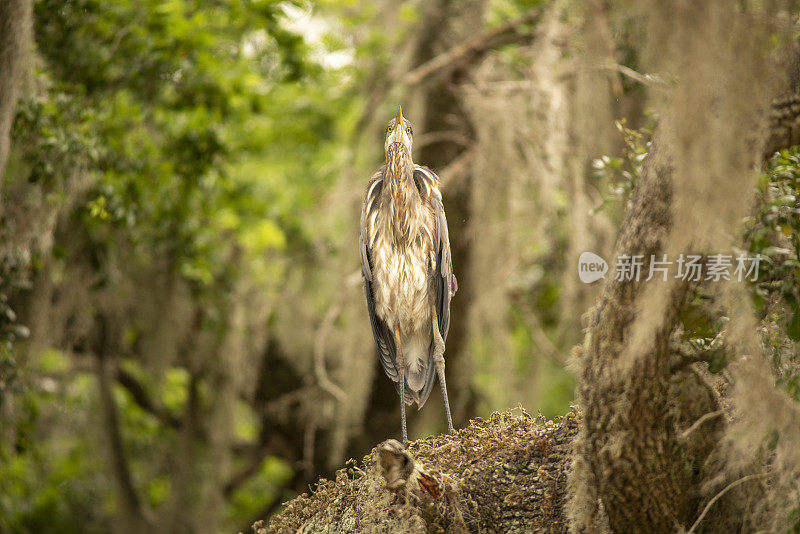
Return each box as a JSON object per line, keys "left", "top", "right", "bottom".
{"left": 364, "top": 170, "right": 436, "bottom": 334}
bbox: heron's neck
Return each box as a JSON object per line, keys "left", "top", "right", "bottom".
{"left": 384, "top": 144, "right": 419, "bottom": 245}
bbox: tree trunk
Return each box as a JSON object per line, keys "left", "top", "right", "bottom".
{"left": 569, "top": 141, "right": 700, "bottom": 532}
{"left": 0, "top": 0, "right": 32, "bottom": 189}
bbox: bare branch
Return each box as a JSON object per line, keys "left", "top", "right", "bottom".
{"left": 116, "top": 367, "right": 181, "bottom": 429}
{"left": 679, "top": 410, "right": 725, "bottom": 441}
{"left": 402, "top": 8, "right": 543, "bottom": 87}
{"left": 687, "top": 473, "right": 771, "bottom": 534}
{"left": 598, "top": 63, "right": 668, "bottom": 87}
{"left": 95, "top": 356, "right": 148, "bottom": 528}
{"left": 302, "top": 418, "right": 318, "bottom": 482}
{"left": 588, "top": 0, "right": 623, "bottom": 97}
{"left": 224, "top": 444, "right": 272, "bottom": 498}
{"left": 438, "top": 146, "right": 476, "bottom": 187}
{"left": 313, "top": 299, "right": 347, "bottom": 403}
{"left": 415, "top": 130, "right": 473, "bottom": 149}
{"left": 515, "top": 295, "right": 566, "bottom": 365}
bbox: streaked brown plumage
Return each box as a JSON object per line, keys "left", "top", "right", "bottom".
{"left": 359, "top": 106, "right": 457, "bottom": 443}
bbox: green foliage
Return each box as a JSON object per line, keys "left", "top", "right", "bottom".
{"left": 590, "top": 118, "right": 653, "bottom": 224}
{"left": 706, "top": 346, "right": 727, "bottom": 374}
{"left": 746, "top": 147, "right": 800, "bottom": 400}
{"left": 2, "top": 0, "right": 345, "bottom": 531}
{"left": 0, "top": 372, "right": 110, "bottom": 534}
{"left": 224, "top": 456, "right": 293, "bottom": 527}
{"left": 24, "top": 0, "right": 335, "bottom": 304}
{"left": 673, "top": 147, "right": 800, "bottom": 384}
{"left": 748, "top": 149, "right": 800, "bottom": 303}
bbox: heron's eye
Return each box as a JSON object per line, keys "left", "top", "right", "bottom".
{"left": 406, "top": 127, "right": 412, "bottom": 135}
{"left": 387, "top": 126, "right": 392, "bottom": 134}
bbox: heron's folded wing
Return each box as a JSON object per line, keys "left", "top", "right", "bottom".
{"left": 360, "top": 175, "right": 399, "bottom": 383}
{"left": 434, "top": 191, "right": 454, "bottom": 341}
{"left": 414, "top": 166, "right": 455, "bottom": 408}
{"left": 413, "top": 166, "right": 454, "bottom": 340}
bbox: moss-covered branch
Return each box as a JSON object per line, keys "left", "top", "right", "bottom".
{"left": 259, "top": 410, "right": 579, "bottom": 534}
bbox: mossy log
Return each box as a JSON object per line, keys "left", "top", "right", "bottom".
{"left": 259, "top": 410, "right": 579, "bottom": 534}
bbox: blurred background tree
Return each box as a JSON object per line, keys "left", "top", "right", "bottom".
{"left": 1, "top": 0, "right": 799, "bottom": 533}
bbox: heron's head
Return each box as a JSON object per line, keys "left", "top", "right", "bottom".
{"left": 384, "top": 106, "right": 413, "bottom": 156}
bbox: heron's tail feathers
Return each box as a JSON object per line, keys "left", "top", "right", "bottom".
{"left": 398, "top": 332, "right": 435, "bottom": 408}
{"left": 398, "top": 367, "right": 435, "bottom": 408}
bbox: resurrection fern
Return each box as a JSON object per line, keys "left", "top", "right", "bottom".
{"left": 746, "top": 147, "right": 800, "bottom": 400}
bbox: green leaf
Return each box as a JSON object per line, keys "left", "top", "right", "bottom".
{"left": 707, "top": 348, "right": 727, "bottom": 374}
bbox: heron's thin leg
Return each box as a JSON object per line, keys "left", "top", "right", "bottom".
{"left": 431, "top": 310, "right": 454, "bottom": 434}
{"left": 393, "top": 326, "right": 408, "bottom": 444}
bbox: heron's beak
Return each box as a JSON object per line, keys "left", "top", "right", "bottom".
{"left": 391, "top": 106, "right": 404, "bottom": 144}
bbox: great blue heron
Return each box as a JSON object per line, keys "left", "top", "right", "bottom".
{"left": 359, "top": 106, "right": 457, "bottom": 443}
